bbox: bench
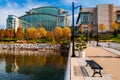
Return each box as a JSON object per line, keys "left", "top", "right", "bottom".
{"left": 86, "top": 60, "right": 103, "bottom": 77}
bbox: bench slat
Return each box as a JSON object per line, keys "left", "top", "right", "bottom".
{"left": 86, "top": 60, "right": 103, "bottom": 69}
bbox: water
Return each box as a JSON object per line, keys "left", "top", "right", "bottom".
{"left": 0, "top": 50, "right": 68, "bottom": 80}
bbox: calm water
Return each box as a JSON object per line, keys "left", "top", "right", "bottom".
{"left": 0, "top": 50, "right": 68, "bottom": 80}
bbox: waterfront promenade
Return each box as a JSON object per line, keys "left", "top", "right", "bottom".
{"left": 71, "top": 43, "right": 120, "bottom": 80}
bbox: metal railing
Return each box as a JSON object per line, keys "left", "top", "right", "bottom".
{"left": 64, "top": 43, "right": 72, "bottom": 80}
{"left": 98, "top": 42, "right": 120, "bottom": 51}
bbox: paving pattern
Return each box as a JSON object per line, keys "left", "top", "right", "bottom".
{"left": 71, "top": 57, "right": 112, "bottom": 80}
{"left": 70, "top": 42, "right": 113, "bottom": 80}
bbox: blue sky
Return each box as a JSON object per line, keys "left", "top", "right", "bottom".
{"left": 0, "top": 0, "right": 120, "bottom": 29}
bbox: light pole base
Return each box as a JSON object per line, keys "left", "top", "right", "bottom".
{"left": 71, "top": 53, "right": 76, "bottom": 57}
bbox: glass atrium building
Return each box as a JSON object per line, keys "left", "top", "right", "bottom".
{"left": 7, "top": 6, "right": 69, "bottom": 32}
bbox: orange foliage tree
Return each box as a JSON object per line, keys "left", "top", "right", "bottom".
{"left": 79, "top": 27, "right": 84, "bottom": 33}
{"left": 9, "top": 29, "right": 15, "bottom": 38}
{"left": 0, "top": 29, "right": 4, "bottom": 40}
{"left": 99, "top": 24, "right": 106, "bottom": 32}
{"left": 4, "top": 28, "right": 10, "bottom": 38}
{"left": 37, "top": 27, "right": 46, "bottom": 38}
{"left": 111, "top": 23, "right": 119, "bottom": 31}
{"left": 16, "top": 27, "right": 23, "bottom": 39}
{"left": 26, "top": 27, "right": 38, "bottom": 40}
{"left": 54, "top": 27, "right": 62, "bottom": 39}
{"left": 46, "top": 31, "right": 55, "bottom": 41}
{"left": 62, "top": 27, "right": 71, "bottom": 38}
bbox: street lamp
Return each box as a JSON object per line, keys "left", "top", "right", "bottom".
{"left": 71, "top": 2, "right": 82, "bottom": 57}
{"left": 96, "top": 25, "right": 99, "bottom": 46}
{"left": 85, "top": 30, "right": 89, "bottom": 43}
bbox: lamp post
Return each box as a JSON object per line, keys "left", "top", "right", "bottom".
{"left": 86, "top": 30, "right": 88, "bottom": 43}
{"left": 71, "top": 2, "right": 82, "bottom": 57}
{"left": 96, "top": 25, "right": 99, "bottom": 46}
{"left": 71, "top": 2, "right": 75, "bottom": 57}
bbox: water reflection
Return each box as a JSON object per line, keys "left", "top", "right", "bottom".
{"left": 0, "top": 49, "right": 68, "bottom": 80}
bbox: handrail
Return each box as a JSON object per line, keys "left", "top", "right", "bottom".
{"left": 64, "top": 43, "right": 72, "bottom": 80}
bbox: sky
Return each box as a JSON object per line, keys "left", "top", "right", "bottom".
{"left": 0, "top": 0, "right": 120, "bottom": 29}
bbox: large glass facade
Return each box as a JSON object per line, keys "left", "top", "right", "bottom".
{"left": 19, "top": 7, "right": 68, "bottom": 31}
{"left": 32, "top": 7, "right": 60, "bottom": 16}
{"left": 7, "top": 7, "right": 68, "bottom": 31}
{"left": 20, "top": 14, "right": 57, "bottom": 31}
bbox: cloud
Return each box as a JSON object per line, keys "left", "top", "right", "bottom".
{"left": 0, "top": 0, "right": 50, "bottom": 29}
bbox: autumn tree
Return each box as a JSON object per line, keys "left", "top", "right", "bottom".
{"left": 9, "top": 29, "right": 15, "bottom": 38}
{"left": 54, "top": 27, "right": 62, "bottom": 39}
{"left": 111, "top": 23, "right": 119, "bottom": 31}
{"left": 88, "top": 27, "right": 93, "bottom": 31}
{"left": 79, "top": 27, "right": 84, "bottom": 33}
{"left": 38, "top": 27, "right": 46, "bottom": 38}
{"left": 99, "top": 24, "right": 106, "bottom": 32}
{"left": 62, "top": 27, "right": 71, "bottom": 38}
{"left": 0, "top": 29, "right": 4, "bottom": 40}
{"left": 4, "top": 28, "right": 10, "bottom": 38}
{"left": 111, "top": 23, "right": 119, "bottom": 37}
{"left": 26, "top": 27, "right": 38, "bottom": 40}
{"left": 46, "top": 31, "right": 55, "bottom": 41}
{"left": 16, "top": 27, "right": 23, "bottom": 39}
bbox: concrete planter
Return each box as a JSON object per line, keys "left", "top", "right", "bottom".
{"left": 81, "top": 50, "right": 86, "bottom": 58}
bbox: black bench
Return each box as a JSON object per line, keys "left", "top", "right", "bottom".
{"left": 86, "top": 60, "right": 103, "bottom": 77}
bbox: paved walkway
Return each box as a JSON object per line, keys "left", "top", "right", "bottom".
{"left": 70, "top": 42, "right": 120, "bottom": 80}
{"left": 86, "top": 46, "right": 120, "bottom": 80}
{"left": 89, "top": 41, "right": 120, "bottom": 56}
{"left": 71, "top": 58, "right": 84, "bottom": 80}
{"left": 71, "top": 57, "right": 112, "bottom": 80}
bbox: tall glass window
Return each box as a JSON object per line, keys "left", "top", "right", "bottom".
{"left": 83, "top": 27, "right": 88, "bottom": 32}
{"left": 117, "top": 14, "right": 120, "bottom": 22}
{"left": 91, "top": 13, "right": 94, "bottom": 24}
{"left": 7, "top": 18, "right": 14, "bottom": 29}
{"left": 81, "top": 13, "right": 89, "bottom": 24}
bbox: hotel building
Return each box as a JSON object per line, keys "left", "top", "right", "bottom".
{"left": 7, "top": 6, "right": 69, "bottom": 32}
{"left": 76, "top": 4, "right": 120, "bottom": 33}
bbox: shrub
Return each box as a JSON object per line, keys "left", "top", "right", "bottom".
{"left": 76, "top": 39, "right": 87, "bottom": 51}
